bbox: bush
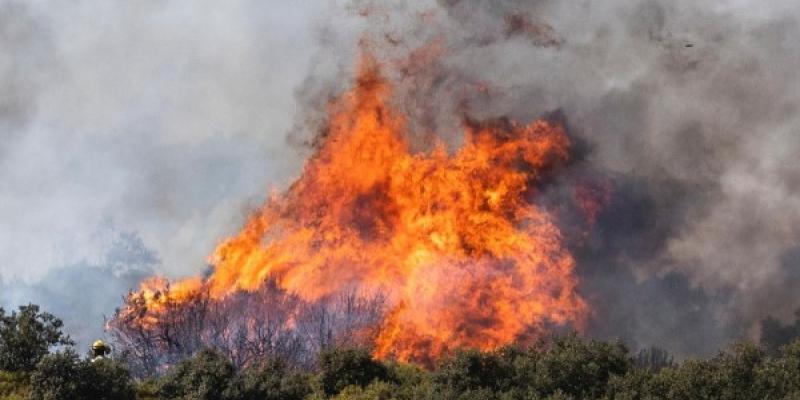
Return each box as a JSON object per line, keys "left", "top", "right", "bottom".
{"left": 226, "top": 357, "right": 311, "bottom": 400}
{"left": 27, "top": 349, "right": 135, "bottom": 400}
{"left": 0, "top": 370, "right": 29, "bottom": 399}
{"left": 28, "top": 350, "right": 83, "bottom": 400}
{"left": 0, "top": 304, "right": 73, "bottom": 372}
{"left": 84, "top": 358, "right": 137, "bottom": 400}
{"left": 156, "top": 348, "right": 237, "bottom": 400}
{"left": 434, "top": 348, "right": 516, "bottom": 394}
{"left": 332, "top": 381, "right": 396, "bottom": 400}
{"left": 528, "top": 334, "right": 631, "bottom": 399}
{"left": 319, "top": 347, "right": 388, "bottom": 396}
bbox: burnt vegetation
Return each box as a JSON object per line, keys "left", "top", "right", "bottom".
{"left": 108, "top": 281, "right": 386, "bottom": 377}
{"left": 1, "top": 304, "right": 800, "bottom": 399}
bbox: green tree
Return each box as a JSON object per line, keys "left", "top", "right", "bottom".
{"left": 319, "top": 347, "right": 388, "bottom": 396}
{"left": 28, "top": 350, "right": 82, "bottom": 400}
{"left": 28, "top": 349, "right": 136, "bottom": 400}
{"left": 761, "top": 338, "right": 800, "bottom": 397}
{"left": 433, "top": 347, "right": 516, "bottom": 395}
{"left": 83, "top": 358, "right": 137, "bottom": 400}
{"left": 525, "top": 334, "right": 631, "bottom": 399}
{"left": 0, "top": 369, "right": 30, "bottom": 399}
{"left": 0, "top": 304, "right": 73, "bottom": 372}
{"left": 225, "top": 357, "right": 311, "bottom": 400}
{"left": 156, "top": 348, "right": 237, "bottom": 400}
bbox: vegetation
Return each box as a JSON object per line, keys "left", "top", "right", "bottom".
{"left": 28, "top": 349, "right": 136, "bottom": 400}
{"left": 0, "top": 305, "right": 73, "bottom": 372}
{"left": 4, "top": 304, "right": 800, "bottom": 399}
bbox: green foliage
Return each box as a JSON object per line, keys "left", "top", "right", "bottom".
{"left": 319, "top": 347, "right": 388, "bottom": 396}
{"left": 520, "top": 334, "right": 631, "bottom": 399}
{"left": 0, "top": 370, "right": 29, "bottom": 399}
{"left": 430, "top": 335, "right": 630, "bottom": 400}
{"left": 332, "top": 381, "right": 396, "bottom": 400}
{"left": 156, "top": 348, "right": 237, "bottom": 400}
{"left": 85, "top": 358, "right": 138, "bottom": 400}
{"left": 0, "top": 304, "right": 73, "bottom": 372}
{"left": 225, "top": 357, "right": 311, "bottom": 400}
{"left": 28, "top": 350, "right": 82, "bottom": 400}
{"left": 27, "top": 349, "right": 135, "bottom": 400}
{"left": 434, "top": 347, "right": 516, "bottom": 395}
{"left": 10, "top": 302, "right": 800, "bottom": 400}
{"left": 384, "top": 361, "right": 435, "bottom": 399}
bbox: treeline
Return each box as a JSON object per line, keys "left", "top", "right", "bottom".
{"left": 3, "top": 304, "right": 800, "bottom": 400}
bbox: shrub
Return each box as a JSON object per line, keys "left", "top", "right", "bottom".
{"left": 28, "top": 349, "right": 135, "bottom": 400}
{"left": 225, "top": 357, "right": 311, "bottom": 400}
{"left": 0, "top": 305, "right": 73, "bottom": 372}
{"left": 434, "top": 348, "right": 516, "bottom": 394}
{"left": 83, "top": 358, "right": 137, "bottom": 400}
{"left": 0, "top": 370, "right": 29, "bottom": 399}
{"left": 319, "top": 347, "right": 388, "bottom": 396}
{"left": 528, "top": 334, "right": 631, "bottom": 399}
{"left": 28, "top": 350, "right": 83, "bottom": 400}
{"left": 156, "top": 348, "right": 237, "bottom": 400}
{"left": 332, "top": 381, "right": 396, "bottom": 400}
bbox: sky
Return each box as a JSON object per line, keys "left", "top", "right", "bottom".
{"left": 0, "top": 0, "right": 361, "bottom": 347}
{"left": 0, "top": 0, "right": 352, "bottom": 282}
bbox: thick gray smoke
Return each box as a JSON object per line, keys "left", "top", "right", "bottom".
{"left": 0, "top": 0, "right": 348, "bottom": 347}
{"left": 336, "top": 0, "right": 800, "bottom": 356}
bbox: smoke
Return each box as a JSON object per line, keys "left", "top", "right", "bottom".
{"left": 323, "top": 0, "right": 800, "bottom": 355}
{"left": 0, "top": 0, "right": 345, "bottom": 345}
{"left": 0, "top": 223, "right": 157, "bottom": 349}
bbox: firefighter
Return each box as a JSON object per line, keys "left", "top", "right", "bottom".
{"left": 91, "top": 340, "right": 111, "bottom": 362}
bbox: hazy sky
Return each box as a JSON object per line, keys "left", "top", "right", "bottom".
{"left": 0, "top": 0, "right": 359, "bottom": 282}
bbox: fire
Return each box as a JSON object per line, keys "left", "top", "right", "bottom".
{"left": 118, "top": 50, "right": 588, "bottom": 365}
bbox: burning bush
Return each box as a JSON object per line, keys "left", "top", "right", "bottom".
{"left": 109, "top": 280, "right": 385, "bottom": 376}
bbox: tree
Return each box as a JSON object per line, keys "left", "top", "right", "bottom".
{"left": 519, "top": 334, "right": 631, "bottom": 399}
{"left": 156, "top": 348, "right": 237, "bottom": 400}
{"left": 28, "top": 350, "right": 82, "bottom": 400}
{"left": 226, "top": 357, "right": 311, "bottom": 400}
{"left": 433, "top": 347, "right": 516, "bottom": 395}
{"left": 0, "top": 304, "right": 74, "bottom": 372}
{"left": 83, "top": 358, "right": 138, "bottom": 400}
{"left": 319, "top": 347, "right": 388, "bottom": 396}
{"left": 28, "top": 349, "right": 136, "bottom": 400}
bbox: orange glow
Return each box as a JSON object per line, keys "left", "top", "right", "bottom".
{"left": 121, "top": 50, "right": 588, "bottom": 364}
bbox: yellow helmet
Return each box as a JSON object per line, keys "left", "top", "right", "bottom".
{"left": 92, "top": 340, "right": 107, "bottom": 350}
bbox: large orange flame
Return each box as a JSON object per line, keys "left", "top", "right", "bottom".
{"left": 123, "top": 51, "right": 588, "bottom": 364}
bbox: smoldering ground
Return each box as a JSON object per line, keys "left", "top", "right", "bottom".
{"left": 3, "top": 0, "right": 800, "bottom": 357}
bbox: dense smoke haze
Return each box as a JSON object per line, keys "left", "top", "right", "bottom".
{"left": 0, "top": 0, "right": 353, "bottom": 347}
{"left": 3, "top": 0, "right": 800, "bottom": 357}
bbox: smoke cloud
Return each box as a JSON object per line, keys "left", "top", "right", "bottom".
{"left": 0, "top": 0, "right": 352, "bottom": 346}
